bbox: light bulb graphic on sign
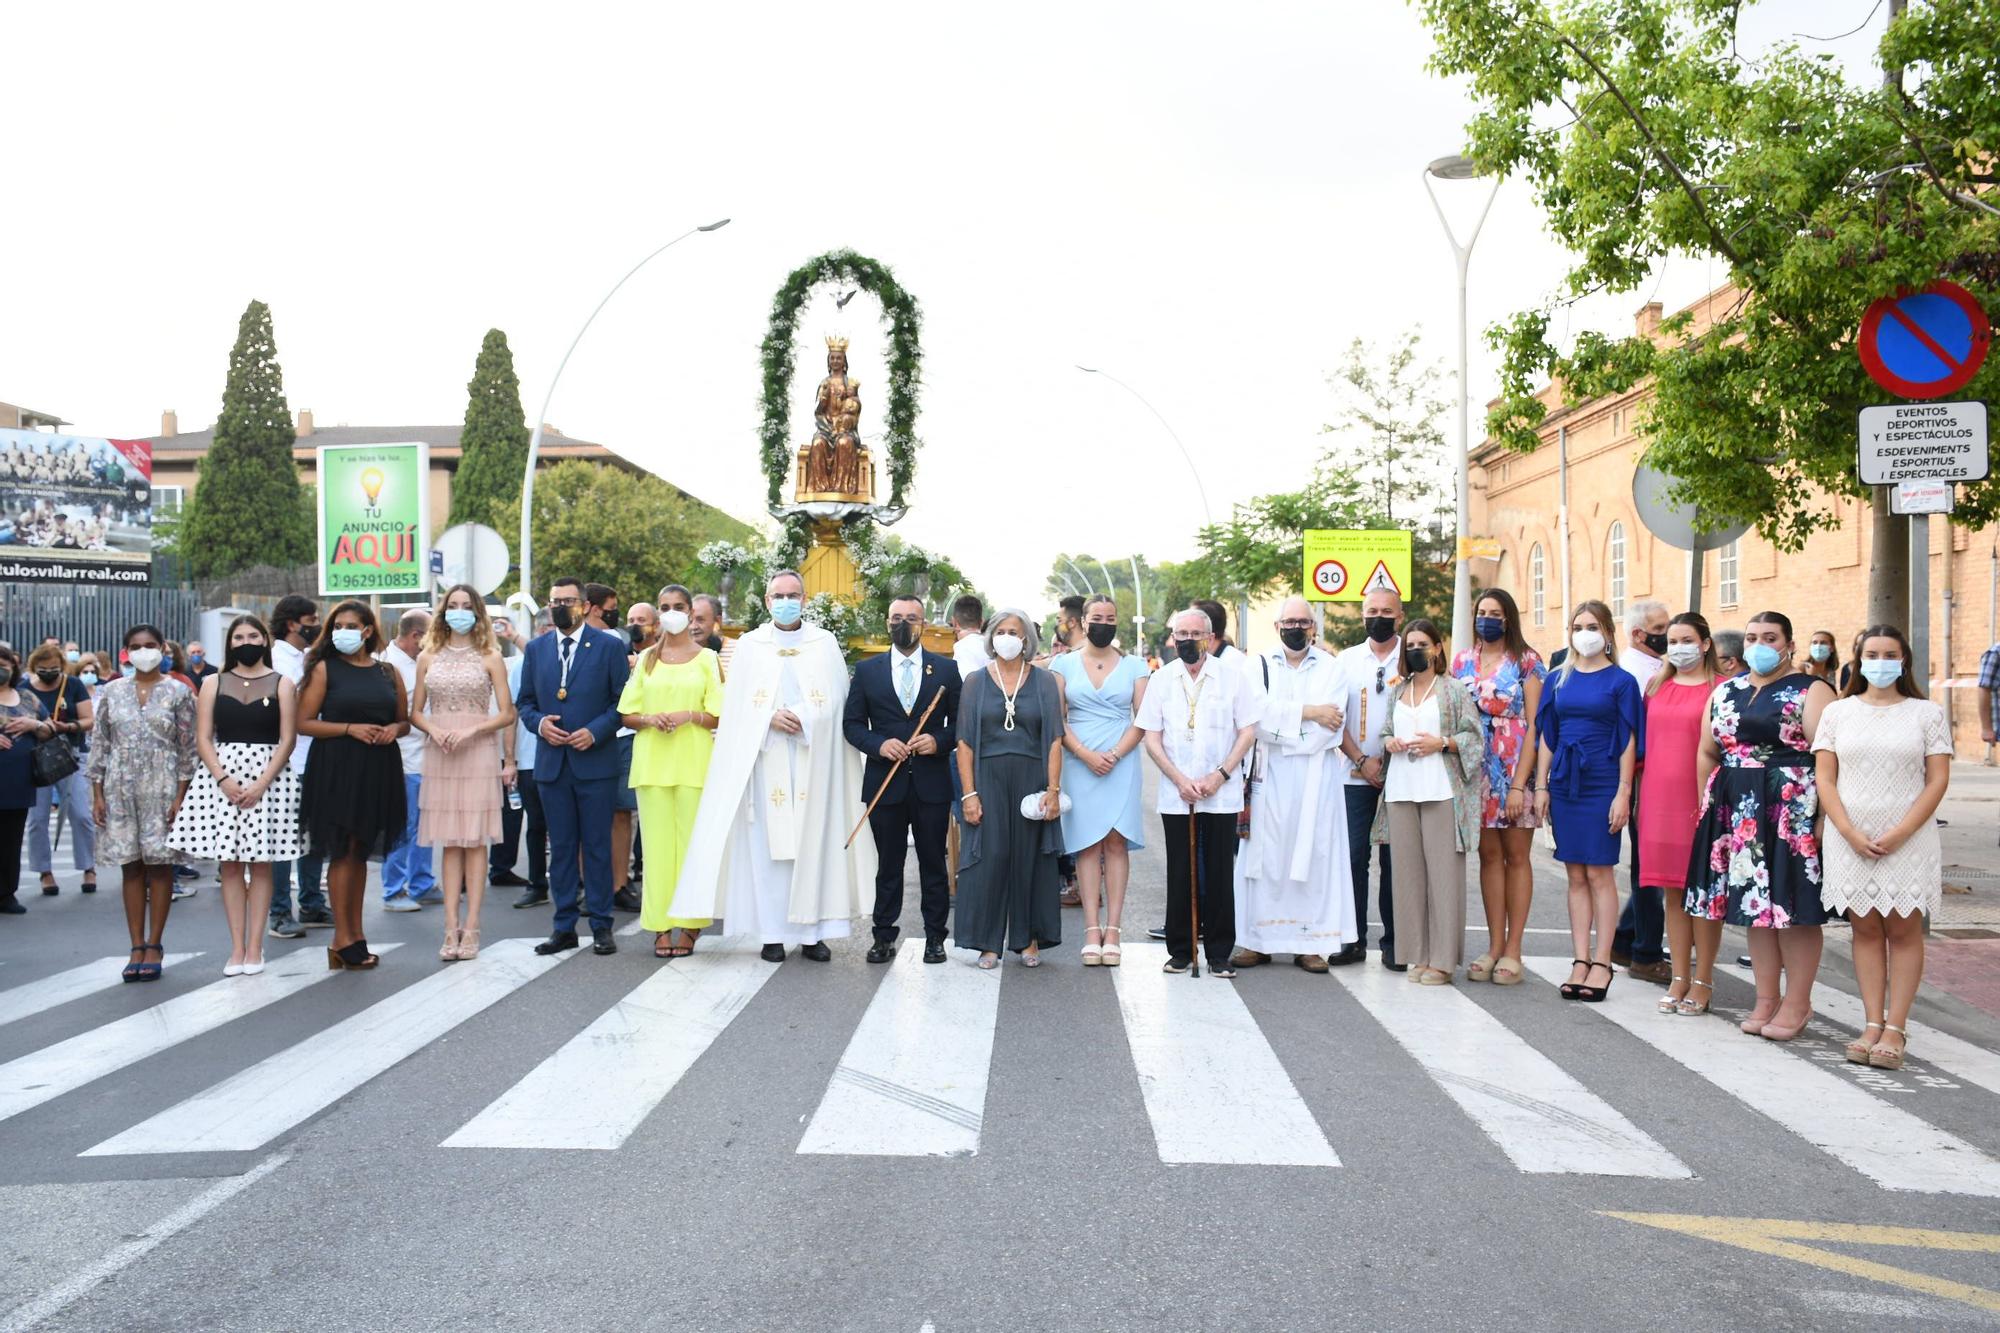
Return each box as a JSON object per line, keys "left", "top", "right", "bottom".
{"left": 359, "top": 466, "right": 385, "bottom": 514}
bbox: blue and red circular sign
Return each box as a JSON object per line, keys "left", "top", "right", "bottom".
{"left": 1857, "top": 280, "right": 1991, "bottom": 399}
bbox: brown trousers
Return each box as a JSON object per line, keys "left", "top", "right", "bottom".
{"left": 1386, "top": 799, "right": 1466, "bottom": 972}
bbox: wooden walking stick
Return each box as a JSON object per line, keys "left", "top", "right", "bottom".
{"left": 1187, "top": 811, "right": 1202, "bottom": 979}
{"left": 846, "top": 686, "right": 946, "bottom": 849}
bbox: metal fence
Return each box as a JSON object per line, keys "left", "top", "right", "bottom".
{"left": 0, "top": 582, "right": 202, "bottom": 657}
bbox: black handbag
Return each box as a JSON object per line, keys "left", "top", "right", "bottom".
{"left": 30, "top": 691, "right": 78, "bottom": 787}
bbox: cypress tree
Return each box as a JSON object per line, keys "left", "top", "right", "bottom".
{"left": 177, "top": 299, "right": 312, "bottom": 578}
{"left": 449, "top": 328, "right": 530, "bottom": 530}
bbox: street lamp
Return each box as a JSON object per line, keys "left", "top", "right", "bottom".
{"left": 1076, "top": 366, "right": 1214, "bottom": 528}
{"left": 1423, "top": 155, "right": 1500, "bottom": 651}
{"left": 514, "top": 217, "right": 731, "bottom": 619}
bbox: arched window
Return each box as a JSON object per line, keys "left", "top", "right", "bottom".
{"left": 1718, "top": 538, "right": 1740, "bottom": 607}
{"left": 1529, "top": 543, "right": 1546, "bottom": 627}
{"left": 1606, "top": 522, "right": 1627, "bottom": 619}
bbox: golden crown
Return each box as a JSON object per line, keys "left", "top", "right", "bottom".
{"left": 825, "top": 335, "right": 849, "bottom": 353}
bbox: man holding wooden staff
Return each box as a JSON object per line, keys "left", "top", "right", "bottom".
{"left": 843, "top": 595, "right": 962, "bottom": 965}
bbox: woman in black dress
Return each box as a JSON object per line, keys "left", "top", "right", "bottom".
{"left": 298, "top": 601, "right": 409, "bottom": 969}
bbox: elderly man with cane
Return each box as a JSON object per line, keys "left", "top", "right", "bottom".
{"left": 1138, "top": 609, "right": 1262, "bottom": 977}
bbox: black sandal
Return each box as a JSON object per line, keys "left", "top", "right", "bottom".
{"left": 1558, "top": 958, "right": 1589, "bottom": 1000}
{"left": 1577, "top": 960, "right": 1615, "bottom": 1003}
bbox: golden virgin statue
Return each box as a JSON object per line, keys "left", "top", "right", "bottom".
{"left": 796, "top": 336, "right": 874, "bottom": 502}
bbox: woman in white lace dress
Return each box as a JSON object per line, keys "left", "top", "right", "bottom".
{"left": 1813, "top": 625, "right": 1952, "bottom": 1072}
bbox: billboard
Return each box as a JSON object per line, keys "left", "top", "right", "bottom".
{"left": 0, "top": 428, "right": 155, "bottom": 585}
{"left": 317, "top": 442, "right": 430, "bottom": 597}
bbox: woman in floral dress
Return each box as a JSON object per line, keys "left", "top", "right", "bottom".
{"left": 1449, "top": 588, "right": 1542, "bottom": 985}
{"left": 1687, "top": 611, "right": 1835, "bottom": 1042}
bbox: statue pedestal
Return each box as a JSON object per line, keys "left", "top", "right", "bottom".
{"left": 799, "top": 518, "right": 862, "bottom": 602}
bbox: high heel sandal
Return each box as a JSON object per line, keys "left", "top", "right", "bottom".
{"left": 327, "top": 941, "right": 379, "bottom": 971}
{"left": 1101, "top": 926, "right": 1122, "bottom": 967}
{"left": 1868, "top": 1023, "right": 1908, "bottom": 1070}
{"left": 1576, "top": 960, "right": 1614, "bottom": 1002}
{"left": 1558, "top": 959, "right": 1590, "bottom": 1000}
{"left": 1846, "top": 1021, "right": 1885, "bottom": 1064}
{"left": 136, "top": 944, "right": 165, "bottom": 982}
{"left": 655, "top": 932, "right": 674, "bottom": 959}
{"left": 1081, "top": 926, "right": 1104, "bottom": 967}
{"left": 1657, "top": 976, "right": 1690, "bottom": 1014}
{"left": 672, "top": 927, "right": 701, "bottom": 958}
{"left": 456, "top": 927, "right": 479, "bottom": 960}
{"left": 440, "top": 928, "right": 462, "bottom": 963}
{"left": 121, "top": 947, "right": 145, "bottom": 983}
{"left": 1675, "top": 979, "right": 1713, "bottom": 1016}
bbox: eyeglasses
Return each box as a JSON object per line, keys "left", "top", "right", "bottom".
{"left": 887, "top": 615, "right": 922, "bottom": 626}
{"left": 548, "top": 596, "right": 581, "bottom": 608}
{"left": 1276, "top": 621, "right": 1313, "bottom": 631}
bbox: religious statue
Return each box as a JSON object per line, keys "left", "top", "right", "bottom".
{"left": 796, "top": 336, "right": 874, "bottom": 503}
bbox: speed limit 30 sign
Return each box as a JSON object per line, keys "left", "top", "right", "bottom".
{"left": 1312, "top": 559, "right": 1348, "bottom": 597}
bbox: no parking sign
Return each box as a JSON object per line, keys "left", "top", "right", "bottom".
{"left": 1302, "top": 530, "right": 1412, "bottom": 603}
{"left": 1858, "top": 281, "right": 1991, "bottom": 400}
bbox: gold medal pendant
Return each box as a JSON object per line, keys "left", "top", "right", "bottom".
{"left": 557, "top": 687, "right": 568, "bottom": 701}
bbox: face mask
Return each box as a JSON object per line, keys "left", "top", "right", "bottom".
{"left": 1403, "top": 646, "right": 1432, "bottom": 675}
{"left": 1571, "top": 629, "right": 1606, "bottom": 660}
{"left": 298, "top": 622, "right": 320, "bottom": 644}
{"left": 1279, "top": 626, "right": 1311, "bottom": 652}
{"left": 229, "top": 643, "right": 266, "bottom": 668}
{"left": 890, "top": 622, "right": 919, "bottom": 651}
{"left": 769, "top": 597, "right": 803, "bottom": 628}
{"left": 65, "top": 650, "right": 79, "bottom": 663}
{"left": 189, "top": 653, "right": 205, "bottom": 667}
{"left": 1086, "top": 623, "right": 1118, "bottom": 649}
{"left": 994, "top": 633, "right": 1026, "bottom": 662}
{"left": 704, "top": 634, "right": 723, "bottom": 653}
{"left": 550, "top": 605, "right": 577, "bottom": 632}
{"left": 1475, "top": 616, "right": 1505, "bottom": 643}
{"left": 1744, "top": 643, "right": 1784, "bottom": 675}
{"left": 1174, "top": 638, "right": 1203, "bottom": 666}
{"left": 121, "top": 664, "right": 136, "bottom": 678}
{"left": 1665, "top": 643, "right": 1703, "bottom": 669}
{"left": 0, "top": 668, "right": 12, "bottom": 688}
{"left": 1364, "top": 616, "right": 1397, "bottom": 644}
{"left": 330, "top": 629, "right": 366, "bottom": 656}
{"left": 35, "top": 667, "right": 60, "bottom": 683}
{"left": 1859, "top": 659, "right": 1903, "bottom": 688}
{"left": 127, "top": 647, "right": 163, "bottom": 674}
{"left": 80, "top": 672, "right": 98, "bottom": 686}
{"left": 660, "top": 610, "right": 691, "bottom": 637}
{"left": 1809, "top": 643, "right": 1832, "bottom": 662}
{"left": 445, "top": 609, "right": 478, "bottom": 634}
{"left": 1643, "top": 632, "right": 1669, "bottom": 656}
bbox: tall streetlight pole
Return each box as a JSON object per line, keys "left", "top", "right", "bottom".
{"left": 1076, "top": 367, "right": 1214, "bottom": 529}
{"left": 1422, "top": 156, "right": 1499, "bottom": 651}
{"left": 513, "top": 217, "right": 731, "bottom": 616}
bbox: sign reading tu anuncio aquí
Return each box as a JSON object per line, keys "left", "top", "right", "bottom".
{"left": 317, "top": 442, "right": 430, "bottom": 596}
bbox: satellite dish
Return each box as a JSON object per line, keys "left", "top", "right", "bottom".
{"left": 1632, "top": 463, "right": 1750, "bottom": 553}
{"left": 431, "top": 523, "right": 512, "bottom": 596}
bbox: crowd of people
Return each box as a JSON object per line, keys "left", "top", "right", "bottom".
{"left": 0, "top": 573, "right": 1978, "bottom": 1071}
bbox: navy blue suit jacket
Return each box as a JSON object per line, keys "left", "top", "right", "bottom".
{"left": 842, "top": 649, "right": 960, "bottom": 805}
{"left": 515, "top": 626, "right": 631, "bottom": 783}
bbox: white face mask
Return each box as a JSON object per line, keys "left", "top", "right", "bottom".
{"left": 660, "top": 610, "right": 690, "bottom": 636}
{"left": 1571, "top": 629, "right": 1607, "bottom": 660}
{"left": 126, "top": 647, "right": 164, "bottom": 674}
{"left": 992, "top": 633, "right": 1025, "bottom": 662}
{"left": 1665, "top": 643, "right": 1703, "bottom": 669}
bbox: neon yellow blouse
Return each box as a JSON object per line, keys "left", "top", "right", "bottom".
{"left": 617, "top": 648, "right": 724, "bottom": 788}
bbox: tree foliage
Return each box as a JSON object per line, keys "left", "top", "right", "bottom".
{"left": 450, "top": 328, "right": 530, "bottom": 531}
{"left": 177, "top": 299, "right": 313, "bottom": 578}
{"left": 1417, "top": 0, "right": 2000, "bottom": 544}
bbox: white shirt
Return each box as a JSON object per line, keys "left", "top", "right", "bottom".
{"left": 1136, "top": 655, "right": 1265, "bottom": 815}
{"left": 953, "top": 633, "right": 991, "bottom": 677}
{"left": 506, "top": 654, "right": 537, "bottom": 768}
{"left": 273, "top": 638, "right": 310, "bottom": 775}
{"left": 889, "top": 642, "right": 924, "bottom": 709}
{"left": 1385, "top": 691, "right": 1453, "bottom": 803}
{"left": 1622, "top": 649, "right": 1664, "bottom": 695}
{"left": 382, "top": 641, "right": 423, "bottom": 776}
{"left": 1337, "top": 638, "right": 1402, "bottom": 783}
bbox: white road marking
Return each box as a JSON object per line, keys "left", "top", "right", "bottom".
{"left": 83, "top": 939, "right": 553, "bottom": 1156}
{"left": 1719, "top": 963, "right": 2000, "bottom": 1099}
{"left": 1333, "top": 963, "right": 1691, "bottom": 1177}
{"left": 0, "top": 1152, "right": 290, "bottom": 1333}
{"left": 1527, "top": 958, "right": 2000, "bottom": 1196}
{"left": 444, "top": 937, "right": 777, "bottom": 1150}
{"left": 0, "top": 955, "right": 202, "bottom": 1029}
{"left": 1111, "top": 941, "right": 1339, "bottom": 1167}
{"left": 798, "top": 939, "right": 1000, "bottom": 1158}
{"left": 0, "top": 948, "right": 362, "bottom": 1123}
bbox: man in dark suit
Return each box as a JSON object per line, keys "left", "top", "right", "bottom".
{"left": 516, "top": 576, "right": 632, "bottom": 956}
{"left": 843, "top": 594, "right": 961, "bottom": 965}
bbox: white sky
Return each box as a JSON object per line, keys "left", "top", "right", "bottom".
{"left": 3, "top": 0, "right": 1884, "bottom": 611}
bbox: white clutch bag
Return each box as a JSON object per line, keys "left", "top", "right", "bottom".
{"left": 1019, "top": 789, "right": 1073, "bottom": 820}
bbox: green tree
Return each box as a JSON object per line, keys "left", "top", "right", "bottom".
{"left": 450, "top": 329, "right": 530, "bottom": 530}
{"left": 495, "top": 460, "right": 753, "bottom": 604}
{"left": 176, "top": 300, "right": 312, "bottom": 578}
{"left": 1417, "top": 0, "right": 2000, "bottom": 622}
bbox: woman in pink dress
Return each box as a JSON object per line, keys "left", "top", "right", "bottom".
{"left": 1638, "top": 612, "right": 1720, "bottom": 1014}
{"left": 411, "top": 586, "right": 516, "bottom": 962}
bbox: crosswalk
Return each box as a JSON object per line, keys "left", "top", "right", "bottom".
{"left": 3, "top": 938, "right": 1998, "bottom": 1196}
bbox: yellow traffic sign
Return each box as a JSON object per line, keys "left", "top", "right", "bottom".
{"left": 1303, "top": 529, "right": 1413, "bottom": 603}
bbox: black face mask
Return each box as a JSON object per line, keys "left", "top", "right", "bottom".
{"left": 1279, "top": 627, "right": 1311, "bottom": 653}
{"left": 1404, "top": 647, "right": 1432, "bottom": 675}
{"left": 35, "top": 668, "right": 61, "bottom": 683}
{"left": 297, "top": 622, "right": 320, "bottom": 644}
{"left": 1365, "top": 616, "right": 1397, "bottom": 644}
{"left": 550, "top": 605, "right": 577, "bottom": 632}
{"left": 229, "top": 643, "right": 267, "bottom": 669}
{"left": 1643, "top": 632, "right": 1669, "bottom": 655}
{"left": 704, "top": 633, "right": 724, "bottom": 653}
{"left": 627, "top": 625, "right": 650, "bottom": 650}
{"left": 890, "top": 622, "right": 919, "bottom": 651}
{"left": 1175, "top": 639, "right": 1203, "bottom": 665}
{"left": 1085, "top": 623, "right": 1117, "bottom": 649}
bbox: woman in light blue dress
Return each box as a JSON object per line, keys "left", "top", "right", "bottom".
{"left": 1051, "top": 596, "right": 1149, "bottom": 967}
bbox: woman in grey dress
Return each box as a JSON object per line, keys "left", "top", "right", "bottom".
{"left": 954, "top": 609, "right": 1066, "bottom": 969}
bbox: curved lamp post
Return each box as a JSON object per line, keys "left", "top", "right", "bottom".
{"left": 1076, "top": 366, "right": 1213, "bottom": 529}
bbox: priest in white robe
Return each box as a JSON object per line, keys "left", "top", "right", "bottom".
{"left": 1233, "top": 597, "right": 1358, "bottom": 972}
{"left": 673, "top": 570, "right": 873, "bottom": 961}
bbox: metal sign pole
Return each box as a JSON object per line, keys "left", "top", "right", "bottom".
{"left": 1911, "top": 515, "right": 1930, "bottom": 690}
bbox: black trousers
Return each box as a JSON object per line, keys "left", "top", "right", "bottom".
{"left": 870, "top": 794, "right": 952, "bottom": 943}
{"left": 491, "top": 777, "right": 548, "bottom": 889}
{"left": 1163, "top": 811, "right": 1237, "bottom": 967}
{"left": 0, "top": 807, "right": 25, "bottom": 904}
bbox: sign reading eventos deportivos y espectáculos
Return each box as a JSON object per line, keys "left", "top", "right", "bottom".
{"left": 317, "top": 442, "right": 431, "bottom": 596}
{"left": 1856, "top": 401, "right": 1989, "bottom": 486}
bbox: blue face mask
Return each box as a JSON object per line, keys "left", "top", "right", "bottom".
{"left": 80, "top": 671, "right": 98, "bottom": 686}
{"left": 1808, "top": 643, "right": 1831, "bottom": 662}
{"left": 331, "top": 628, "right": 366, "bottom": 655}
{"left": 1744, "top": 643, "right": 1784, "bottom": 676}
{"left": 1475, "top": 616, "right": 1505, "bottom": 643}
{"left": 444, "top": 609, "right": 478, "bottom": 634}
{"left": 769, "top": 597, "right": 803, "bottom": 627}
{"left": 120, "top": 664, "right": 136, "bottom": 678}
{"left": 1859, "top": 659, "right": 1904, "bottom": 688}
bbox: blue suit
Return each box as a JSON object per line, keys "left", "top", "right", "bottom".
{"left": 516, "top": 626, "right": 631, "bottom": 934}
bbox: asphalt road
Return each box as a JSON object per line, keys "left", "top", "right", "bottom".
{"left": 3, "top": 788, "right": 1999, "bottom": 1332}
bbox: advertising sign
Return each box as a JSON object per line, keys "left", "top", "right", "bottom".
{"left": 317, "top": 442, "right": 431, "bottom": 597}
{"left": 0, "top": 428, "right": 155, "bottom": 585}
{"left": 1856, "top": 401, "right": 1988, "bottom": 486}
{"left": 1302, "top": 529, "right": 1413, "bottom": 604}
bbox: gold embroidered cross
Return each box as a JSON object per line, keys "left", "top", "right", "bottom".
{"left": 769, "top": 786, "right": 788, "bottom": 808}
{"left": 807, "top": 688, "right": 827, "bottom": 708}
{"left": 777, "top": 648, "right": 801, "bottom": 657}
{"left": 752, "top": 689, "right": 771, "bottom": 708}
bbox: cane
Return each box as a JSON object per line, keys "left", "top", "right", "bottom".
{"left": 1187, "top": 810, "right": 1202, "bottom": 979}
{"left": 846, "top": 686, "right": 946, "bottom": 849}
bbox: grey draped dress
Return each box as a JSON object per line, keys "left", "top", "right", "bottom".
{"left": 953, "top": 665, "right": 1065, "bottom": 955}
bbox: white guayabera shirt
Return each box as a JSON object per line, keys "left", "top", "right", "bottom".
{"left": 1136, "top": 655, "right": 1264, "bottom": 816}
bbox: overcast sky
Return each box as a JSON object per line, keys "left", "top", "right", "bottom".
{"left": 4, "top": 0, "right": 1883, "bottom": 611}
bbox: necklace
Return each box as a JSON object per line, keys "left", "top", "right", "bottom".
{"left": 1406, "top": 674, "right": 1437, "bottom": 709}
{"left": 993, "top": 661, "right": 1028, "bottom": 731}
{"left": 1179, "top": 667, "right": 1208, "bottom": 731}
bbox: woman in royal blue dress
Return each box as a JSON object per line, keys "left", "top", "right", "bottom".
{"left": 1533, "top": 599, "right": 1643, "bottom": 1002}
{"left": 1050, "top": 595, "right": 1148, "bottom": 967}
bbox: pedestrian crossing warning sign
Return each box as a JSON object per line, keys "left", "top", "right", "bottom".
{"left": 1303, "top": 530, "right": 1413, "bottom": 603}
